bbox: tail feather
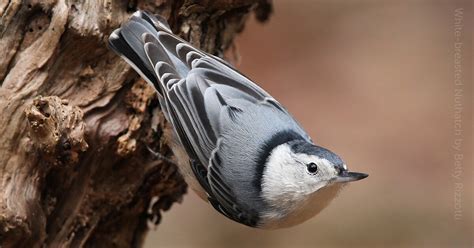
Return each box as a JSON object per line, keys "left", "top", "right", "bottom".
{"left": 135, "top": 11, "right": 172, "bottom": 33}
{"left": 155, "top": 32, "right": 192, "bottom": 77}
{"left": 108, "top": 10, "right": 200, "bottom": 95}
{"left": 120, "top": 20, "right": 157, "bottom": 71}
{"left": 108, "top": 28, "right": 158, "bottom": 88}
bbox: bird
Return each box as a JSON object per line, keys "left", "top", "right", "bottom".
{"left": 108, "top": 10, "right": 368, "bottom": 229}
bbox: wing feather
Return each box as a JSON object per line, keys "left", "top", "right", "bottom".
{"left": 109, "top": 11, "right": 302, "bottom": 227}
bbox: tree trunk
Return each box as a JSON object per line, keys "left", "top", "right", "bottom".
{"left": 0, "top": 0, "right": 271, "bottom": 247}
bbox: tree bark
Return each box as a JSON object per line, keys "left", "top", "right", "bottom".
{"left": 0, "top": 0, "right": 271, "bottom": 247}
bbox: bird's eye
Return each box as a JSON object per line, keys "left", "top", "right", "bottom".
{"left": 306, "top": 162, "right": 318, "bottom": 174}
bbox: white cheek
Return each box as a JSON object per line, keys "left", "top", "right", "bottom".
{"left": 259, "top": 146, "right": 343, "bottom": 228}
{"left": 296, "top": 154, "right": 337, "bottom": 181}
{"left": 260, "top": 145, "right": 330, "bottom": 213}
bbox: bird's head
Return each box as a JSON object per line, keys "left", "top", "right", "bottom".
{"left": 259, "top": 139, "right": 368, "bottom": 229}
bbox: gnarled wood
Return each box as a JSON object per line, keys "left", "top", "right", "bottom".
{"left": 0, "top": 0, "right": 271, "bottom": 247}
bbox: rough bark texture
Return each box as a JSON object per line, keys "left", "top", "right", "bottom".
{"left": 0, "top": 0, "right": 271, "bottom": 247}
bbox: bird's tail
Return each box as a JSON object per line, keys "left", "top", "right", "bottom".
{"left": 108, "top": 11, "right": 196, "bottom": 95}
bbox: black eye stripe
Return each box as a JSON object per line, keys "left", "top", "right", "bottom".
{"left": 306, "top": 162, "right": 318, "bottom": 174}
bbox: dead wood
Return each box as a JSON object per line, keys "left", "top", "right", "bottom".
{"left": 0, "top": 0, "right": 271, "bottom": 247}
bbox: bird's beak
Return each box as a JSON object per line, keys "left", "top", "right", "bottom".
{"left": 334, "top": 170, "right": 368, "bottom": 183}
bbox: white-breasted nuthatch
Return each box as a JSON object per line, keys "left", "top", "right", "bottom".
{"left": 109, "top": 11, "right": 368, "bottom": 229}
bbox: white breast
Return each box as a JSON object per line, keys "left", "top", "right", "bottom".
{"left": 260, "top": 183, "right": 344, "bottom": 229}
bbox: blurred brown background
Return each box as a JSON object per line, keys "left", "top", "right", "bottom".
{"left": 146, "top": 0, "right": 472, "bottom": 247}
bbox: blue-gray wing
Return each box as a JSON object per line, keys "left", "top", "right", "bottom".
{"left": 162, "top": 56, "right": 284, "bottom": 226}
{"left": 108, "top": 11, "right": 309, "bottom": 226}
